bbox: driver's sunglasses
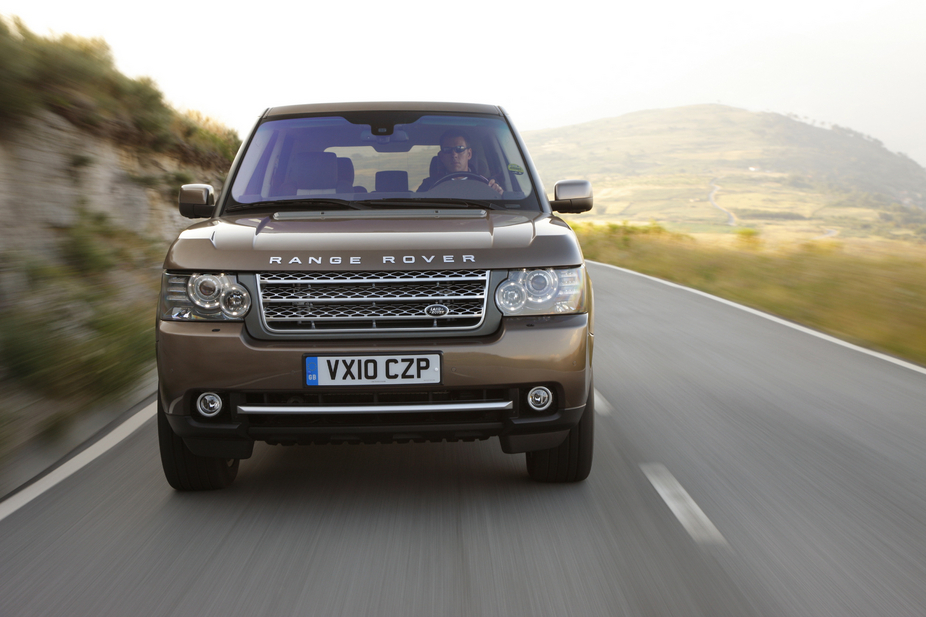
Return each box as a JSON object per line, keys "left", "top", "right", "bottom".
{"left": 439, "top": 145, "right": 470, "bottom": 154}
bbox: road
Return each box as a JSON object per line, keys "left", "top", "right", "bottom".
{"left": 709, "top": 179, "right": 737, "bottom": 226}
{"left": 3, "top": 261, "right": 926, "bottom": 616}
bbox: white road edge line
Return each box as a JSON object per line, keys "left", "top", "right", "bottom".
{"left": 589, "top": 261, "right": 926, "bottom": 377}
{"left": 640, "top": 463, "right": 728, "bottom": 547}
{"left": 0, "top": 402, "right": 156, "bottom": 524}
{"left": 594, "top": 389, "right": 613, "bottom": 415}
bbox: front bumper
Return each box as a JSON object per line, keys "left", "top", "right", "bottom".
{"left": 157, "top": 313, "right": 592, "bottom": 457}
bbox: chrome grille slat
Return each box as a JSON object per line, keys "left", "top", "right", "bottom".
{"left": 257, "top": 270, "right": 490, "bottom": 334}
{"left": 263, "top": 296, "right": 480, "bottom": 304}
{"left": 261, "top": 282, "right": 485, "bottom": 302}
{"left": 260, "top": 270, "right": 486, "bottom": 282}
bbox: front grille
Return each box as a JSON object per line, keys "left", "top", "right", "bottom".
{"left": 257, "top": 270, "right": 490, "bottom": 333}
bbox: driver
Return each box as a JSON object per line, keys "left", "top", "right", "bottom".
{"left": 417, "top": 130, "right": 504, "bottom": 195}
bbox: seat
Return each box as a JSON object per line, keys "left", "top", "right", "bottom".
{"left": 286, "top": 152, "right": 339, "bottom": 195}
{"left": 337, "top": 157, "right": 366, "bottom": 193}
{"left": 375, "top": 170, "right": 408, "bottom": 192}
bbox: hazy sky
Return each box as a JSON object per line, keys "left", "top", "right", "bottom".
{"left": 4, "top": 0, "right": 925, "bottom": 164}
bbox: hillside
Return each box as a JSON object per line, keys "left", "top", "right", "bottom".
{"left": 0, "top": 18, "right": 239, "bottom": 167}
{"left": 523, "top": 105, "right": 926, "bottom": 243}
{"left": 0, "top": 20, "right": 235, "bottom": 477}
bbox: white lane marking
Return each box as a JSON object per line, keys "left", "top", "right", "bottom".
{"left": 594, "top": 389, "right": 613, "bottom": 416}
{"left": 640, "top": 463, "right": 728, "bottom": 547}
{"left": 589, "top": 261, "right": 926, "bottom": 377}
{"left": 0, "top": 402, "right": 156, "bottom": 524}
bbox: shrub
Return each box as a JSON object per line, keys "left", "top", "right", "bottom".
{"left": 59, "top": 209, "right": 121, "bottom": 275}
{"left": 0, "top": 19, "right": 39, "bottom": 125}
{"left": 0, "top": 304, "right": 153, "bottom": 401}
{"left": 736, "top": 227, "right": 762, "bottom": 249}
{"left": 0, "top": 17, "right": 239, "bottom": 166}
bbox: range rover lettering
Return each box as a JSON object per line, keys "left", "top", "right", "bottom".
{"left": 157, "top": 102, "right": 595, "bottom": 490}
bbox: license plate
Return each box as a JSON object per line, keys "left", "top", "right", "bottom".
{"left": 305, "top": 354, "right": 441, "bottom": 386}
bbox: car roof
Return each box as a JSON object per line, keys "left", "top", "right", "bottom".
{"left": 264, "top": 101, "right": 502, "bottom": 118}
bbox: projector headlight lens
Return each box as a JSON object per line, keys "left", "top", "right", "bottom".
{"left": 188, "top": 274, "right": 224, "bottom": 309}
{"left": 495, "top": 266, "right": 586, "bottom": 316}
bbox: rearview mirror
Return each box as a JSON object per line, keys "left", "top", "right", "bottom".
{"left": 550, "top": 180, "right": 593, "bottom": 213}
{"left": 179, "top": 184, "right": 216, "bottom": 219}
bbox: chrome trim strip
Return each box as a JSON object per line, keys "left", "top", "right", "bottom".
{"left": 259, "top": 274, "right": 489, "bottom": 283}
{"left": 263, "top": 315, "right": 481, "bottom": 322}
{"left": 262, "top": 295, "right": 481, "bottom": 304}
{"left": 262, "top": 278, "right": 487, "bottom": 286}
{"left": 237, "top": 401, "right": 513, "bottom": 415}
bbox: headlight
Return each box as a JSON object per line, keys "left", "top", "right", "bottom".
{"left": 220, "top": 284, "right": 251, "bottom": 318}
{"left": 188, "top": 274, "right": 223, "bottom": 309}
{"left": 495, "top": 266, "right": 586, "bottom": 316}
{"left": 160, "top": 273, "right": 252, "bottom": 321}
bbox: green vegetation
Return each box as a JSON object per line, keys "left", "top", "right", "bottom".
{"left": 525, "top": 105, "right": 926, "bottom": 243}
{"left": 0, "top": 211, "right": 159, "bottom": 435}
{"left": 127, "top": 169, "right": 202, "bottom": 203}
{"left": 0, "top": 17, "right": 240, "bottom": 165}
{"left": 574, "top": 223, "right": 926, "bottom": 366}
{"left": 0, "top": 305, "right": 152, "bottom": 403}
{"left": 0, "top": 19, "right": 237, "bottom": 459}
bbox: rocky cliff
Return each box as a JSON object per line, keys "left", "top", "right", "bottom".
{"left": 0, "top": 109, "right": 224, "bottom": 256}
{"left": 0, "top": 109, "right": 229, "bottom": 477}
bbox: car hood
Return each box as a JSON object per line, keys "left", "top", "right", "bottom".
{"left": 163, "top": 209, "right": 584, "bottom": 271}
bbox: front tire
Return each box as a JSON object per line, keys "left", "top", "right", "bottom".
{"left": 158, "top": 395, "right": 238, "bottom": 491}
{"left": 526, "top": 386, "right": 594, "bottom": 482}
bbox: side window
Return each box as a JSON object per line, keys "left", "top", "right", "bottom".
{"left": 494, "top": 128, "right": 529, "bottom": 196}
{"left": 232, "top": 129, "right": 279, "bottom": 201}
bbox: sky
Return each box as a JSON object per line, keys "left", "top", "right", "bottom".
{"left": 4, "top": 0, "right": 926, "bottom": 165}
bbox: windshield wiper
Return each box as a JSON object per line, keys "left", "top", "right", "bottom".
{"left": 229, "top": 198, "right": 370, "bottom": 211}
{"left": 356, "top": 198, "right": 506, "bottom": 210}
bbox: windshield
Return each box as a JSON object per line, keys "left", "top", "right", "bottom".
{"left": 226, "top": 113, "right": 539, "bottom": 212}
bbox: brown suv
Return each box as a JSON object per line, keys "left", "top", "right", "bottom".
{"left": 157, "top": 102, "right": 595, "bottom": 490}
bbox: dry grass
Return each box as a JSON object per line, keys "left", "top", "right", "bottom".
{"left": 573, "top": 222, "right": 926, "bottom": 366}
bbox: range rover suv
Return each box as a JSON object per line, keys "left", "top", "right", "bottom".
{"left": 157, "top": 102, "right": 595, "bottom": 490}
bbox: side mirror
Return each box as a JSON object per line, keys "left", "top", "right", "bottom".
{"left": 550, "top": 180, "right": 593, "bottom": 213}
{"left": 179, "top": 184, "right": 216, "bottom": 219}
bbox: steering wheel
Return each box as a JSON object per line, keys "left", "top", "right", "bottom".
{"left": 432, "top": 172, "right": 490, "bottom": 187}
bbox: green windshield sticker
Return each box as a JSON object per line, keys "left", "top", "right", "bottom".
{"left": 508, "top": 163, "right": 525, "bottom": 175}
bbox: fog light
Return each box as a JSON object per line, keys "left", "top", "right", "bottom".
{"left": 197, "top": 392, "right": 223, "bottom": 417}
{"left": 527, "top": 386, "right": 553, "bottom": 412}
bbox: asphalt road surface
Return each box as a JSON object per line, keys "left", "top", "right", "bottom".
{"left": 3, "top": 261, "right": 926, "bottom": 616}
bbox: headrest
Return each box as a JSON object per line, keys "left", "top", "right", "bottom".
{"left": 375, "top": 170, "right": 408, "bottom": 192}
{"left": 290, "top": 152, "right": 338, "bottom": 190}
{"left": 337, "top": 157, "right": 354, "bottom": 185}
{"left": 429, "top": 155, "right": 442, "bottom": 178}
